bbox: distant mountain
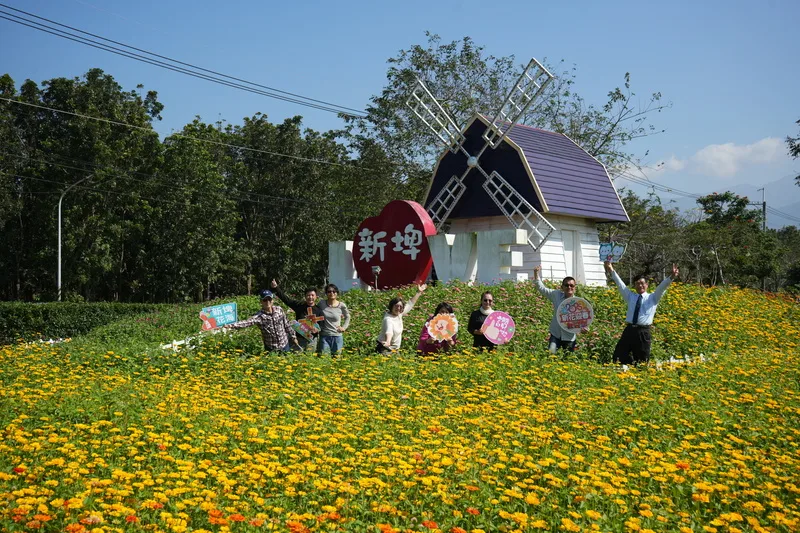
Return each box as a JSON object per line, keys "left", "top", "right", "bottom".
{"left": 623, "top": 174, "right": 799, "bottom": 229}
{"left": 718, "top": 174, "right": 799, "bottom": 229}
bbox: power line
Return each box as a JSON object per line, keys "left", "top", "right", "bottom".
{"left": 613, "top": 169, "right": 703, "bottom": 200}
{"left": 766, "top": 206, "right": 800, "bottom": 224}
{"left": 0, "top": 3, "right": 368, "bottom": 118}
{"left": 0, "top": 170, "right": 295, "bottom": 222}
{"left": 0, "top": 97, "right": 370, "bottom": 170}
{"left": 0, "top": 150, "right": 311, "bottom": 206}
{"left": 0, "top": 12, "right": 355, "bottom": 116}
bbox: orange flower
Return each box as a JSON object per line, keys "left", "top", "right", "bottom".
{"left": 249, "top": 519, "right": 265, "bottom": 527}
{"left": 64, "top": 525, "right": 86, "bottom": 533}
{"left": 125, "top": 515, "right": 138, "bottom": 523}
{"left": 421, "top": 520, "right": 439, "bottom": 529}
{"left": 229, "top": 514, "right": 246, "bottom": 522}
{"left": 466, "top": 507, "right": 480, "bottom": 516}
{"left": 676, "top": 461, "right": 690, "bottom": 470}
{"left": 450, "top": 528, "right": 467, "bottom": 533}
{"left": 465, "top": 485, "right": 479, "bottom": 492}
{"left": 287, "top": 520, "right": 310, "bottom": 533}
{"left": 208, "top": 509, "right": 224, "bottom": 518}
{"left": 25, "top": 520, "right": 42, "bottom": 529}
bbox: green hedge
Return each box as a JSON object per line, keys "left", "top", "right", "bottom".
{"left": 0, "top": 302, "right": 164, "bottom": 344}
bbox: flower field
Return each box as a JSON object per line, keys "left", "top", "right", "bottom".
{"left": 1, "top": 282, "right": 799, "bottom": 532}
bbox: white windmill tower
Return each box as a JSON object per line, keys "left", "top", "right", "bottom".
{"left": 406, "top": 58, "right": 557, "bottom": 252}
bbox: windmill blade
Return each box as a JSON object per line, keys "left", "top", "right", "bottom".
{"left": 482, "top": 171, "right": 555, "bottom": 251}
{"left": 426, "top": 168, "right": 469, "bottom": 232}
{"left": 406, "top": 78, "right": 465, "bottom": 152}
{"left": 483, "top": 58, "right": 554, "bottom": 148}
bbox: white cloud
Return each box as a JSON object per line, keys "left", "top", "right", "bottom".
{"left": 656, "top": 137, "right": 784, "bottom": 178}
{"left": 658, "top": 155, "right": 686, "bottom": 172}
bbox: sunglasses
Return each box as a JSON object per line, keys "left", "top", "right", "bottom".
{"left": 562, "top": 283, "right": 576, "bottom": 288}
{"left": 326, "top": 290, "right": 337, "bottom": 294}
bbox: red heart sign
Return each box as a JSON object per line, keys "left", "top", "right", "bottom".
{"left": 353, "top": 200, "right": 437, "bottom": 289}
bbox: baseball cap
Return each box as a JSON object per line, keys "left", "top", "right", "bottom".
{"left": 259, "top": 289, "right": 274, "bottom": 300}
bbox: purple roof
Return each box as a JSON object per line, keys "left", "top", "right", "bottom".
{"left": 501, "top": 120, "right": 629, "bottom": 222}
{"left": 496, "top": 119, "right": 629, "bottom": 222}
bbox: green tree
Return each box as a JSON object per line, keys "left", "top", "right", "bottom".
{"left": 685, "top": 192, "right": 767, "bottom": 287}
{"left": 0, "top": 69, "right": 162, "bottom": 301}
{"left": 344, "top": 32, "right": 668, "bottom": 200}
{"left": 135, "top": 121, "right": 239, "bottom": 302}
{"left": 600, "top": 190, "right": 682, "bottom": 279}
{"left": 776, "top": 226, "right": 800, "bottom": 291}
{"left": 788, "top": 118, "right": 799, "bottom": 185}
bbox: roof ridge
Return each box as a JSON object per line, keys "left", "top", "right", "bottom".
{"left": 483, "top": 114, "right": 561, "bottom": 136}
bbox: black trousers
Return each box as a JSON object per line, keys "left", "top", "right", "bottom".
{"left": 613, "top": 325, "right": 651, "bottom": 365}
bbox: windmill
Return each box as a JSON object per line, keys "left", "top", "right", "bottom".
{"left": 406, "top": 58, "right": 557, "bottom": 252}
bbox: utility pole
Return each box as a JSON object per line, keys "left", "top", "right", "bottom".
{"left": 756, "top": 187, "right": 767, "bottom": 290}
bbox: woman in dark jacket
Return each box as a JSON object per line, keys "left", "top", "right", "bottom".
{"left": 467, "top": 291, "right": 496, "bottom": 351}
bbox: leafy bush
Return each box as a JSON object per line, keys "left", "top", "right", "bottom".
{"left": 0, "top": 302, "right": 164, "bottom": 345}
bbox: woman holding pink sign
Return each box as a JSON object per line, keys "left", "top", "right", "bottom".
{"left": 416, "top": 302, "right": 459, "bottom": 355}
{"left": 468, "top": 291, "right": 498, "bottom": 351}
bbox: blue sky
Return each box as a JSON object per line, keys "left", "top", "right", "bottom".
{"left": 2, "top": 0, "right": 798, "bottom": 225}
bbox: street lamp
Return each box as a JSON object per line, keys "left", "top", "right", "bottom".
{"left": 58, "top": 174, "right": 92, "bottom": 301}
{"left": 371, "top": 265, "right": 381, "bottom": 291}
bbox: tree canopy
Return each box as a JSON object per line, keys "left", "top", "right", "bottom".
{"left": 343, "top": 32, "right": 669, "bottom": 199}
{"left": 1, "top": 39, "right": 797, "bottom": 302}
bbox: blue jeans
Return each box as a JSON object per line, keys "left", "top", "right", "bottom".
{"left": 318, "top": 335, "right": 343, "bottom": 355}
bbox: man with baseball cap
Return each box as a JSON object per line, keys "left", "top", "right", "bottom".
{"left": 227, "top": 289, "right": 300, "bottom": 353}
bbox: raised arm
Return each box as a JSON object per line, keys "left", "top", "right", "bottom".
{"left": 403, "top": 283, "right": 427, "bottom": 315}
{"left": 605, "top": 261, "right": 631, "bottom": 299}
{"left": 271, "top": 279, "right": 304, "bottom": 309}
{"left": 651, "top": 264, "right": 679, "bottom": 304}
{"left": 533, "top": 265, "right": 557, "bottom": 298}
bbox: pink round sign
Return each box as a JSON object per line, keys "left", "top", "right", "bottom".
{"left": 481, "top": 311, "right": 516, "bottom": 345}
